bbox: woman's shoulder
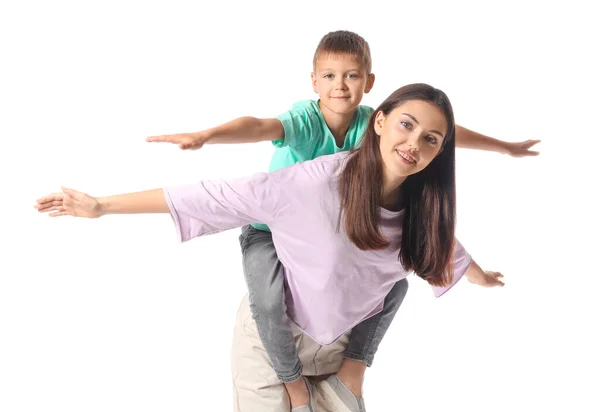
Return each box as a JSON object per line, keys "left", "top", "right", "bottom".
{"left": 304, "top": 151, "right": 352, "bottom": 173}
{"left": 294, "top": 152, "right": 352, "bottom": 184}
{"left": 269, "top": 152, "right": 352, "bottom": 192}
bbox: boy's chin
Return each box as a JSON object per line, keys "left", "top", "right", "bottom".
{"left": 322, "top": 99, "right": 357, "bottom": 114}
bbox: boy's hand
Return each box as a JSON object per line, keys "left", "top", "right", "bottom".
{"left": 504, "top": 139, "right": 541, "bottom": 157}
{"left": 465, "top": 269, "right": 505, "bottom": 288}
{"left": 146, "top": 132, "right": 207, "bottom": 150}
{"left": 35, "top": 187, "right": 102, "bottom": 218}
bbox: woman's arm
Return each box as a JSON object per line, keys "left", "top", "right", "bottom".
{"left": 36, "top": 169, "right": 285, "bottom": 243}
{"left": 464, "top": 259, "right": 505, "bottom": 287}
{"left": 430, "top": 239, "right": 504, "bottom": 297}
{"left": 35, "top": 187, "right": 169, "bottom": 218}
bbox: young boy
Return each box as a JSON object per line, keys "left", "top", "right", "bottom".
{"left": 147, "top": 31, "right": 539, "bottom": 412}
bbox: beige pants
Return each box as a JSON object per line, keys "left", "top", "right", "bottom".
{"left": 231, "top": 295, "right": 351, "bottom": 412}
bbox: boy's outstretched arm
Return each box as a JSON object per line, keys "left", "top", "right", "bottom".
{"left": 146, "top": 117, "right": 284, "bottom": 150}
{"left": 455, "top": 125, "right": 540, "bottom": 158}
{"left": 35, "top": 187, "right": 169, "bottom": 218}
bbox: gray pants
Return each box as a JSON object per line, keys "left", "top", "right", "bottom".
{"left": 239, "top": 225, "right": 409, "bottom": 383}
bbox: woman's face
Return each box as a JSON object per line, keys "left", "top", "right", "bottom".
{"left": 375, "top": 99, "right": 448, "bottom": 184}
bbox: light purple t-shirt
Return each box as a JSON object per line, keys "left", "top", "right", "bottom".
{"left": 164, "top": 152, "right": 472, "bottom": 345}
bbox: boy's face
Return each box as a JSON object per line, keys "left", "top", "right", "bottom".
{"left": 311, "top": 53, "right": 375, "bottom": 116}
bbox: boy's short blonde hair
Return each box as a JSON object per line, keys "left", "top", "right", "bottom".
{"left": 313, "top": 30, "right": 372, "bottom": 74}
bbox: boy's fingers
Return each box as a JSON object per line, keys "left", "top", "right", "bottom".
{"left": 36, "top": 193, "right": 63, "bottom": 204}
{"left": 37, "top": 207, "right": 59, "bottom": 213}
{"left": 49, "top": 211, "right": 68, "bottom": 217}
{"left": 61, "top": 187, "right": 83, "bottom": 200}
{"left": 35, "top": 200, "right": 64, "bottom": 210}
{"left": 38, "top": 205, "right": 64, "bottom": 213}
{"left": 147, "top": 135, "right": 180, "bottom": 143}
{"left": 147, "top": 135, "right": 167, "bottom": 143}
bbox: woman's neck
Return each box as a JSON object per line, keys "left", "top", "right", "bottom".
{"left": 381, "top": 172, "right": 406, "bottom": 211}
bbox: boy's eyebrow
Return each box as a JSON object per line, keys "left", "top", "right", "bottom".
{"left": 401, "top": 113, "right": 445, "bottom": 138}
{"left": 317, "top": 67, "right": 363, "bottom": 72}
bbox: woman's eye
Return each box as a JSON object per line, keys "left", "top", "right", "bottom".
{"left": 425, "top": 135, "right": 438, "bottom": 145}
{"left": 401, "top": 121, "right": 413, "bottom": 130}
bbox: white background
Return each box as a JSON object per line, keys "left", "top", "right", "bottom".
{"left": 1, "top": 0, "right": 599, "bottom": 411}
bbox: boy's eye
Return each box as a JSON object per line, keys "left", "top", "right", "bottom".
{"left": 324, "top": 74, "right": 334, "bottom": 79}
{"left": 347, "top": 73, "right": 359, "bottom": 79}
{"left": 400, "top": 121, "right": 413, "bottom": 130}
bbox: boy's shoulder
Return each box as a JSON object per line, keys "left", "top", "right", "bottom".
{"left": 283, "top": 100, "right": 321, "bottom": 122}
{"left": 288, "top": 99, "right": 319, "bottom": 111}
{"left": 357, "top": 104, "right": 375, "bottom": 116}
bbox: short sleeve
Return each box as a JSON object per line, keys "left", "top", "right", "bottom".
{"left": 431, "top": 238, "right": 473, "bottom": 297}
{"left": 163, "top": 172, "right": 283, "bottom": 243}
{"left": 272, "top": 101, "right": 321, "bottom": 150}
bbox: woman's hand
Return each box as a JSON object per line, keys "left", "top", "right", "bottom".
{"left": 465, "top": 260, "right": 505, "bottom": 287}
{"left": 35, "top": 187, "right": 102, "bottom": 218}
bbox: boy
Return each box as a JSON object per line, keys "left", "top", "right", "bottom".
{"left": 147, "top": 31, "right": 539, "bottom": 412}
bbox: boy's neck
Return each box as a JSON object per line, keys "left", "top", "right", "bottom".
{"left": 319, "top": 101, "right": 357, "bottom": 147}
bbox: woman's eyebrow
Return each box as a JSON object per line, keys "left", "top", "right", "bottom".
{"left": 401, "top": 113, "right": 444, "bottom": 137}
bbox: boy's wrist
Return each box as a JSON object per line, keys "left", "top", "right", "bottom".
{"left": 498, "top": 140, "right": 511, "bottom": 155}
{"left": 193, "top": 131, "right": 210, "bottom": 144}
{"left": 96, "top": 197, "right": 110, "bottom": 217}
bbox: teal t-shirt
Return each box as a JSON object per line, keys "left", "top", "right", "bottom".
{"left": 252, "top": 100, "right": 373, "bottom": 231}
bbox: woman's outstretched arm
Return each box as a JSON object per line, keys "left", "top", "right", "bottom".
{"left": 35, "top": 187, "right": 169, "bottom": 218}
{"left": 35, "top": 170, "right": 285, "bottom": 242}
{"left": 430, "top": 239, "right": 504, "bottom": 297}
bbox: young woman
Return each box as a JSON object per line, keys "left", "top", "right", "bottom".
{"left": 35, "top": 84, "right": 504, "bottom": 412}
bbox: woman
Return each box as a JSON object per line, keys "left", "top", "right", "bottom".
{"left": 35, "top": 84, "right": 504, "bottom": 411}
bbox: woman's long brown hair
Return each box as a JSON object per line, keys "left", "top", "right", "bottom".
{"left": 338, "top": 83, "right": 457, "bottom": 287}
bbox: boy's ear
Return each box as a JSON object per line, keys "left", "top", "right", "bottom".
{"left": 364, "top": 73, "right": 375, "bottom": 93}
{"left": 311, "top": 72, "right": 319, "bottom": 93}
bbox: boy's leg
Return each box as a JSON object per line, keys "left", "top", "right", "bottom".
{"left": 239, "top": 225, "right": 303, "bottom": 382}
{"left": 343, "top": 278, "right": 409, "bottom": 367}
{"left": 316, "top": 279, "right": 408, "bottom": 411}
{"left": 231, "top": 294, "right": 350, "bottom": 412}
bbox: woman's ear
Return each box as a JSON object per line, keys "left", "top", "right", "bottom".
{"left": 374, "top": 111, "right": 385, "bottom": 136}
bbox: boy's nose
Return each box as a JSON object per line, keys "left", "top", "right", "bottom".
{"left": 335, "top": 80, "right": 348, "bottom": 90}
